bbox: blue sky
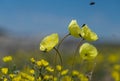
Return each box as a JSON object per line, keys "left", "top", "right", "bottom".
{"left": 0, "top": 0, "right": 120, "bottom": 41}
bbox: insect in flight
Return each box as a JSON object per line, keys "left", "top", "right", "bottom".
{"left": 89, "top": 0, "right": 95, "bottom": 5}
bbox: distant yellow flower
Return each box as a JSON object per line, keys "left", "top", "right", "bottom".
{"left": 36, "top": 59, "right": 49, "bottom": 67}
{"left": 9, "top": 74, "right": 15, "bottom": 78}
{"left": 68, "top": 20, "right": 81, "bottom": 38}
{"left": 41, "top": 59, "right": 49, "bottom": 66}
{"left": 30, "top": 69, "right": 35, "bottom": 74}
{"left": 30, "top": 58, "right": 35, "bottom": 63}
{"left": 53, "top": 77, "right": 58, "bottom": 81}
{"left": 56, "top": 65, "right": 62, "bottom": 71}
{"left": 3, "top": 78, "right": 7, "bottom": 81}
{"left": 81, "top": 24, "right": 98, "bottom": 41}
{"left": 37, "top": 77, "right": 41, "bottom": 81}
{"left": 108, "top": 54, "right": 119, "bottom": 63}
{"left": 40, "top": 33, "right": 59, "bottom": 52}
{"left": 61, "top": 76, "right": 72, "bottom": 81}
{"left": 113, "top": 64, "right": 120, "bottom": 71}
{"left": 46, "top": 66, "right": 54, "bottom": 72}
{"left": 36, "top": 60, "right": 42, "bottom": 66}
{"left": 2, "top": 56, "right": 12, "bottom": 62}
{"left": 79, "top": 43, "right": 98, "bottom": 60}
{"left": 61, "top": 69, "right": 69, "bottom": 75}
{"left": 112, "top": 71, "right": 120, "bottom": 81}
{"left": 20, "top": 72, "right": 35, "bottom": 81}
{"left": 12, "top": 75, "right": 21, "bottom": 81}
{"left": 72, "top": 70, "right": 79, "bottom": 76}
{"left": 44, "top": 75, "right": 53, "bottom": 80}
{"left": 44, "top": 75, "right": 50, "bottom": 80}
{"left": 78, "top": 73, "right": 88, "bottom": 81}
{"left": 1, "top": 68, "right": 8, "bottom": 74}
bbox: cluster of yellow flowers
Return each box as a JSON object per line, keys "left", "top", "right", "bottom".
{"left": 0, "top": 20, "right": 99, "bottom": 81}
{"left": 111, "top": 64, "right": 120, "bottom": 81}
{"left": 40, "top": 20, "right": 98, "bottom": 61}
{"left": 0, "top": 56, "right": 89, "bottom": 81}
{"left": 39, "top": 20, "right": 99, "bottom": 80}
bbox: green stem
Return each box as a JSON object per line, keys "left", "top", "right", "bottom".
{"left": 53, "top": 33, "right": 70, "bottom": 66}
{"left": 86, "top": 62, "right": 96, "bottom": 81}
{"left": 57, "top": 33, "right": 70, "bottom": 49}
{"left": 54, "top": 47, "right": 63, "bottom": 66}
{"left": 53, "top": 33, "right": 70, "bottom": 80}
{"left": 71, "top": 38, "right": 84, "bottom": 70}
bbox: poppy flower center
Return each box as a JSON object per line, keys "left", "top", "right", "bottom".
{"left": 85, "top": 53, "right": 88, "bottom": 56}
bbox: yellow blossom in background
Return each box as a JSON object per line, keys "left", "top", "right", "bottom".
{"left": 1, "top": 68, "right": 8, "bottom": 74}
{"left": 46, "top": 66, "right": 54, "bottom": 72}
{"left": 37, "top": 77, "right": 41, "bottom": 81}
{"left": 56, "top": 65, "right": 62, "bottom": 71}
{"left": 36, "top": 59, "right": 49, "bottom": 67}
{"left": 78, "top": 73, "right": 88, "bottom": 81}
{"left": 81, "top": 24, "right": 98, "bottom": 41}
{"left": 72, "top": 70, "right": 79, "bottom": 76}
{"left": 20, "top": 72, "right": 35, "bottom": 81}
{"left": 3, "top": 78, "right": 7, "bottom": 81}
{"left": 61, "top": 76, "right": 72, "bottom": 81}
{"left": 9, "top": 74, "right": 15, "bottom": 78}
{"left": 12, "top": 75, "right": 21, "bottom": 81}
{"left": 36, "top": 61, "right": 42, "bottom": 66}
{"left": 61, "top": 69, "right": 69, "bottom": 75}
{"left": 44, "top": 75, "right": 53, "bottom": 80}
{"left": 68, "top": 20, "right": 81, "bottom": 38}
{"left": 40, "top": 33, "right": 59, "bottom": 52}
{"left": 53, "top": 77, "right": 58, "bottom": 81}
{"left": 113, "top": 64, "right": 120, "bottom": 71}
{"left": 30, "top": 69, "right": 35, "bottom": 74}
{"left": 44, "top": 75, "right": 50, "bottom": 80}
{"left": 30, "top": 58, "right": 35, "bottom": 63}
{"left": 111, "top": 71, "right": 120, "bottom": 81}
{"left": 79, "top": 43, "right": 98, "bottom": 60}
{"left": 41, "top": 59, "right": 49, "bottom": 66}
{"left": 108, "top": 54, "right": 119, "bottom": 63}
{"left": 2, "top": 56, "right": 12, "bottom": 62}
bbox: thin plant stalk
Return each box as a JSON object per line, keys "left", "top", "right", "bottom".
{"left": 57, "top": 33, "right": 70, "bottom": 49}
{"left": 53, "top": 33, "right": 70, "bottom": 80}
{"left": 71, "top": 38, "right": 84, "bottom": 70}
{"left": 53, "top": 33, "right": 70, "bottom": 67}
{"left": 86, "top": 61, "right": 96, "bottom": 81}
{"left": 53, "top": 33, "right": 70, "bottom": 66}
{"left": 53, "top": 47, "right": 63, "bottom": 66}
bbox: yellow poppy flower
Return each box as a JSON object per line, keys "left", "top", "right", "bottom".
{"left": 79, "top": 43, "right": 98, "bottom": 60}
{"left": 1, "top": 68, "right": 8, "bottom": 74}
{"left": 68, "top": 20, "right": 81, "bottom": 38}
{"left": 40, "top": 33, "right": 59, "bottom": 52}
{"left": 2, "top": 56, "right": 12, "bottom": 62}
{"left": 61, "top": 69, "right": 69, "bottom": 75}
{"left": 61, "top": 76, "right": 72, "bottom": 81}
{"left": 56, "top": 65, "right": 62, "bottom": 71}
{"left": 81, "top": 24, "right": 98, "bottom": 41}
{"left": 46, "top": 66, "right": 54, "bottom": 72}
{"left": 78, "top": 73, "right": 88, "bottom": 81}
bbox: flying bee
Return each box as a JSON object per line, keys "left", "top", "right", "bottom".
{"left": 90, "top": 1, "right": 95, "bottom": 5}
